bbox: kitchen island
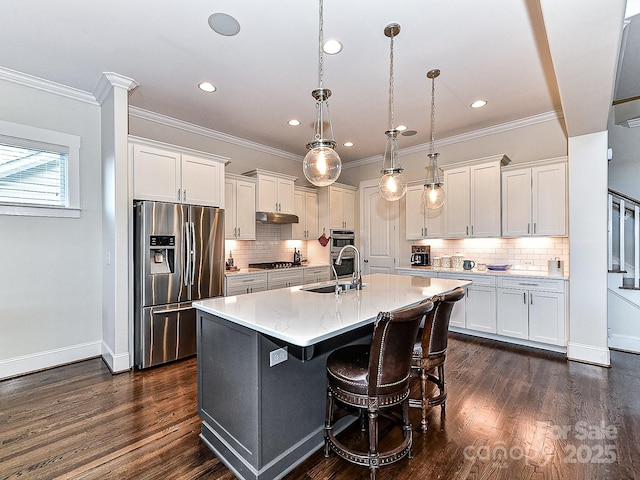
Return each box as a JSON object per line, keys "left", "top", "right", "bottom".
{"left": 193, "top": 273, "right": 469, "bottom": 480}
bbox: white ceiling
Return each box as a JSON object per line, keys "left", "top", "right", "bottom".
{"left": 0, "top": 0, "right": 628, "bottom": 163}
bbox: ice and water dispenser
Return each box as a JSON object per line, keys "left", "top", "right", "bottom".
{"left": 149, "top": 235, "right": 175, "bottom": 275}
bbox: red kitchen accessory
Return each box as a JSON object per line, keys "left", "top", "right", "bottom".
{"left": 318, "top": 233, "right": 330, "bottom": 247}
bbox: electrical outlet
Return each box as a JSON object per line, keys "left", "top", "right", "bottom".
{"left": 523, "top": 260, "right": 533, "bottom": 267}
{"left": 269, "top": 347, "right": 288, "bottom": 367}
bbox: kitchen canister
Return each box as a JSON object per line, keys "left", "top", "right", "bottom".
{"left": 548, "top": 257, "right": 564, "bottom": 276}
{"left": 452, "top": 253, "right": 464, "bottom": 270}
{"left": 431, "top": 256, "right": 441, "bottom": 267}
{"left": 441, "top": 255, "right": 451, "bottom": 268}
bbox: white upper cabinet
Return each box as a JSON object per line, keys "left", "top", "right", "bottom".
{"left": 318, "top": 183, "right": 357, "bottom": 233}
{"left": 225, "top": 174, "right": 256, "bottom": 240}
{"left": 130, "top": 139, "right": 227, "bottom": 207}
{"left": 181, "top": 154, "right": 224, "bottom": 207}
{"left": 405, "top": 183, "right": 444, "bottom": 239}
{"left": 283, "top": 188, "right": 319, "bottom": 240}
{"left": 244, "top": 169, "right": 296, "bottom": 214}
{"left": 502, "top": 158, "right": 567, "bottom": 237}
{"left": 443, "top": 155, "right": 509, "bottom": 238}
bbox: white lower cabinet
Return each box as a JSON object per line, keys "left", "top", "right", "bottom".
{"left": 267, "top": 269, "right": 303, "bottom": 290}
{"left": 497, "top": 277, "right": 566, "bottom": 346}
{"left": 439, "top": 272, "right": 496, "bottom": 333}
{"left": 225, "top": 273, "right": 268, "bottom": 296}
{"left": 396, "top": 268, "right": 567, "bottom": 350}
{"left": 303, "top": 266, "right": 331, "bottom": 284}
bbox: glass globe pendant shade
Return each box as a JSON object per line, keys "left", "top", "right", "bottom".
{"left": 303, "top": 143, "right": 342, "bottom": 187}
{"left": 423, "top": 183, "right": 446, "bottom": 209}
{"left": 379, "top": 169, "right": 407, "bottom": 202}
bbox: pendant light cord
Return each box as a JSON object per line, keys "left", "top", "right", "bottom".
{"left": 430, "top": 73, "right": 436, "bottom": 156}
{"left": 318, "top": 0, "right": 324, "bottom": 90}
{"left": 389, "top": 32, "right": 395, "bottom": 131}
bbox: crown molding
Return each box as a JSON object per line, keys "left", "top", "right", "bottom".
{"left": 343, "top": 110, "right": 564, "bottom": 169}
{"left": 0, "top": 66, "right": 98, "bottom": 105}
{"left": 93, "top": 72, "right": 139, "bottom": 105}
{"left": 128, "top": 106, "right": 303, "bottom": 162}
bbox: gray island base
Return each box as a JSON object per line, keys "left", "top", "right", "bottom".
{"left": 194, "top": 274, "right": 469, "bottom": 480}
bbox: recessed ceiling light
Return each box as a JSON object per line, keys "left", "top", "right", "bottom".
{"left": 288, "top": 119, "right": 301, "bottom": 126}
{"left": 401, "top": 130, "right": 417, "bottom": 136}
{"left": 208, "top": 13, "right": 241, "bottom": 36}
{"left": 396, "top": 125, "right": 407, "bottom": 131}
{"left": 343, "top": 141, "right": 354, "bottom": 147}
{"left": 323, "top": 39, "right": 343, "bottom": 55}
{"left": 471, "top": 100, "right": 487, "bottom": 108}
{"left": 198, "top": 82, "right": 216, "bottom": 93}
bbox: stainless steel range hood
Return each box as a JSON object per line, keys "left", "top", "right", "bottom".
{"left": 255, "top": 211, "right": 299, "bottom": 224}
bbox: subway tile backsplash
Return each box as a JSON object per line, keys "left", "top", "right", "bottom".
{"left": 226, "top": 223, "right": 569, "bottom": 273}
{"left": 224, "top": 223, "right": 309, "bottom": 267}
{"left": 413, "top": 236, "right": 569, "bottom": 271}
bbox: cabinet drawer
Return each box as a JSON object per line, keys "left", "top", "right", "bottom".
{"left": 267, "top": 270, "right": 303, "bottom": 289}
{"left": 303, "top": 266, "right": 330, "bottom": 284}
{"left": 497, "top": 277, "right": 565, "bottom": 292}
{"left": 225, "top": 273, "right": 268, "bottom": 288}
{"left": 396, "top": 268, "right": 439, "bottom": 279}
{"left": 439, "top": 272, "right": 496, "bottom": 287}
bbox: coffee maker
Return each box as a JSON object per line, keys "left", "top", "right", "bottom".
{"left": 410, "top": 245, "right": 430, "bottom": 266}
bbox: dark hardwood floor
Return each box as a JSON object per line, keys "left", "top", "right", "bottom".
{"left": 2, "top": 333, "right": 639, "bottom": 480}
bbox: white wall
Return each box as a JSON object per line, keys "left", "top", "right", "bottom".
{"left": 608, "top": 110, "right": 640, "bottom": 201}
{"left": 0, "top": 79, "right": 103, "bottom": 379}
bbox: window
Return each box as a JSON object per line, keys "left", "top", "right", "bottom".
{"left": 0, "top": 120, "right": 80, "bottom": 218}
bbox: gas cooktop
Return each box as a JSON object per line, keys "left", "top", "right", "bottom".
{"left": 249, "top": 262, "right": 302, "bottom": 270}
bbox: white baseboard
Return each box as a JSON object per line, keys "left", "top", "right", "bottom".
{"left": 608, "top": 333, "right": 640, "bottom": 354}
{"left": 100, "top": 341, "right": 132, "bottom": 373}
{"left": 567, "top": 342, "right": 611, "bottom": 367}
{"left": 0, "top": 341, "right": 102, "bottom": 380}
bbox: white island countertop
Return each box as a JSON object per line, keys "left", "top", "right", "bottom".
{"left": 194, "top": 273, "right": 470, "bottom": 347}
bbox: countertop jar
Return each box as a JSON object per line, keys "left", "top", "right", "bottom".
{"left": 441, "top": 255, "right": 451, "bottom": 268}
{"left": 432, "top": 256, "right": 441, "bottom": 268}
{"left": 452, "top": 253, "right": 464, "bottom": 269}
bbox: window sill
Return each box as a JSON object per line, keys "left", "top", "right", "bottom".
{"left": 0, "top": 204, "right": 81, "bottom": 218}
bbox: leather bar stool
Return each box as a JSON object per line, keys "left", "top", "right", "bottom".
{"left": 324, "top": 299, "right": 434, "bottom": 480}
{"left": 410, "top": 287, "right": 465, "bottom": 432}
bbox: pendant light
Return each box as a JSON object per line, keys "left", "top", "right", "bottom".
{"left": 303, "top": 0, "right": 341, "bottom": 187}
{"left": 422, "top": 69, "right": 446, "bottom": 209}
{"left": 378, "top": 23, "right": 407, "bottom": 202}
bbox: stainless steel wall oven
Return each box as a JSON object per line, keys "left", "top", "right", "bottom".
{"left": 330, "top": 229, "right": 355, "bottom": 253}
{"left": 330, "top": 230, "right": 356, "bottom": 278}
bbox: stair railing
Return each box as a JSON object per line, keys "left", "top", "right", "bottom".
{"left": 608, "top": 188, "right": 640, "bottom": 289}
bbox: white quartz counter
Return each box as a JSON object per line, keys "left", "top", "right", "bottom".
{"left": 194, "top": 273, "right": 469, "bottom": 347}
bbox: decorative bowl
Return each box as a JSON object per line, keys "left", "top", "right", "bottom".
{"left": 487, "top": 264, "right": 511, "bottom": 271}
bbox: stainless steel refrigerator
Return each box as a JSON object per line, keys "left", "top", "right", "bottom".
{"left": 134, "top": 200, "right": 225, "bottom": 369}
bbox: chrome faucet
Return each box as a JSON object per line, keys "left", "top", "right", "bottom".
{"left": 336, "top": 244, "right": 362, "bottom": 290}
{"left": 331, "top": 263, "right": 341, "bottom": 295}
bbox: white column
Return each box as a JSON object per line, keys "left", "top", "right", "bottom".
{"left": 95, "top": 73, "right": 139, "bottom": 372}
{"left": 567, "top": 131, "right": 610, "bottom": 366}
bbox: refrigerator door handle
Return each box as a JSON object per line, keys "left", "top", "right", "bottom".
{"left": 184, "top": 221, "right": 191, "bottom": 287}
{"left": 152, "top": 305, "right": 193, "bottom": 315}
{"left": 190, "top": 221, "right": 196, "bottom": 285}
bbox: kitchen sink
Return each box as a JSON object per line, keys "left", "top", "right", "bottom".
{"left": 302, "top": 282, "right": 365, "bottom": 294}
